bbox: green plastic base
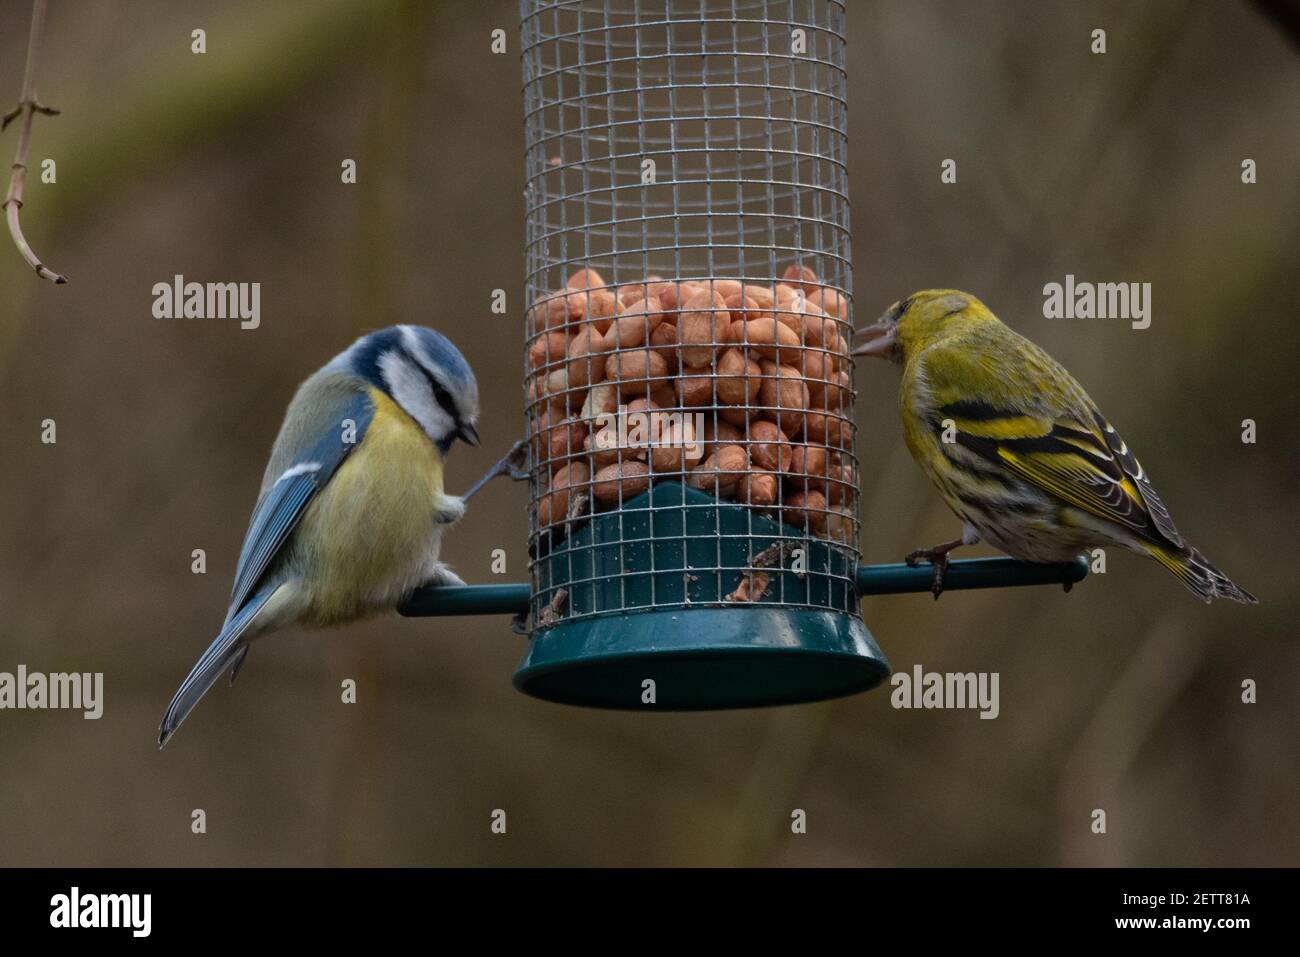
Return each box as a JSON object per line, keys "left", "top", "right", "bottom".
{"left": 517, "top": 482, "right": 889, "bottom": 709}
{"left": 514, "top": 606, "right": 888, "bottom": 710}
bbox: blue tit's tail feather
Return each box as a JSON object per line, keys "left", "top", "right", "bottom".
{"left": 1147, "top": 543, "right": 1258, "bottom": 604}
{"left": 158, "top": 586, "right": 276, "bottom": 748}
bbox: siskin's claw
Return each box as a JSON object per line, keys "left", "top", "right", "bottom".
{"left": 905, "top": 541, "right": 961, "bottom": 598}
{"left": 930, "top": 558, "right": 948, "bottom": 599}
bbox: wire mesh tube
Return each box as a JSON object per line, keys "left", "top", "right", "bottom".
{"left": 521, "top": 0, "right": 859, "bottom": 633}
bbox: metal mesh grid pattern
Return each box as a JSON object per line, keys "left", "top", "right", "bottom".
{"left": 520, "top": 0, "right": 858, "bottom": 623}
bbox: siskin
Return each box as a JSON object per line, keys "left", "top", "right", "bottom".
{"left": 854, "top": 289, "right": 1256, "bottom": 603}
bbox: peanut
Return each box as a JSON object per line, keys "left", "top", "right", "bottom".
{"left": 531, "top": 409, "right": 588, "bottom": 470}
{"left": 781, "top": 264, "right": 820, "bottom": 292}
{"left": 807, "top": 286, "right": 846, "bottom": 321}
{"left": 729, "top": 316, "right": 801, "bottom": 361}
{"left": 795, "top": 341, "right": 832, "bottom": 386}
{"left": 811, "top": 369, "right": 851, "bottom": 412}
{"left": 527, "top": 294, "right": 571, "bottom": 335}
{"left": 654, "top": 280, "right": 703, "bottom": 313}
{"left": 825, "top": 462, "right": 855, "bottom": 506}
{"left": 580, "top": 382, "right": 618, "bottom": 423}
{"left": 676, "top": 372, "right": 714, "bottom": 407}
{"left": 715, "top": 348, "right": 761, "bottom": 405}
{"left": 775, "top": 283, "right": 803, "bottom": 306}
{"left": 609, "top": 295, "right": 665, "bottom": 349}
{"left": 538, "top": 461, "right": 590, "bottom": 527}
{"left": 582, "top": 288, "right": 619, "bottom": 335}
{"left": 803, "top": 409, "right": 851, "bottom": 448}
{"left": 740, "top": 284, "right": 776, "bottom": 311}
{"left": 527, "top": 331, "right": 570, "bottom": 372}
{"left": 566, "top": 267, "right": 607, "bottom": 291}
{"left": 705, "top": 278, "right": 743, "bottom": 299}
{"left": 757, "top": 360, "right": 809, "bottom": 435}
{"left": 783, "top": 489, "right": 828, "bottom": 534}
{"left": 586, "top": 428, "right": 635, "bottom": 469}
{"left": 688, "top": 444, "right": 748, "bottom": 495}
{"left": 542, "top": 366, "right": 578, "bottom": 411}
{"left": 617, "top": 281, "right": 651, "bottom": 306}
{"left": 723, "top": 293, "right": 764, "bottom": 323}
{"left": 592, "top": 460, "right": 651, "bottom": 504}
{"left": 647, "top": 320, "right": 679, "bottom": 371}
{"left": 748, "top": 420, "right": 792, "bottom": 472}
{"left": 604, "top": 348, "right": 669, "bottom": 396}
{"left": 789, "top": 443, "right": 829, "bottom": 491}
{"left": 739, "top": 471, "right": 779, "bottom": 509}
{"left": 677, "top": 288, "right": 731, "bottom": 367}
{"left": 648, "top": 414, "right": 699, "bottom": 473}
{"left": 701, "top": 418, "right": 744, "bottom": 459}
{"left": 566, "top": 326, "right": 612, "bottom": 387}
{"left": 719, "top": 405, "right": 752, "bottom": 428}
{"left": 825, "top": 506, "right": 855, "bottom": 544}
{"left": 795, "top": 302, "right": 836, "bottom": 347}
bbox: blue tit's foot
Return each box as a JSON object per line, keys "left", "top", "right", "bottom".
{"left": 422, "top": 562, "right": 465, "bottom": 588}
{"left": 435, "top": 496, "right": 466, "bottom": 525}
{"left": 905, "top": 538, "right": 966, "bottom": 600}
{"left": 462, "top": 438, "right": 530, "bottom": 502}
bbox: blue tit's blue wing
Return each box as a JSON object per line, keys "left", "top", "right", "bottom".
{"left": 225, "top": 389, "right": 375, "bottom": 621}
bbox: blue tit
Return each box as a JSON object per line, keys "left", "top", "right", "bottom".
{"left": 158, "top": 325, "right": 480, "bottom": 747}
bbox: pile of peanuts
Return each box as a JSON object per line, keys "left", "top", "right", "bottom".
{"left": 525, "top": 265, "right": 857, "bottom": 543}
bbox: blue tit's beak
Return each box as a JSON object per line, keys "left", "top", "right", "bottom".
{"left": 458, "top": 423, "right": 480, "bottom": 446}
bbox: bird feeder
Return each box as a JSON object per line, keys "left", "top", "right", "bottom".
{"left": 400, "top": 0, "right": 1086, "bottom": 708}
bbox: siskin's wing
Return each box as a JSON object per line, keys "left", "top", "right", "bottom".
{"left": 918, "top": 338, "right": 1185, "bottom": 551}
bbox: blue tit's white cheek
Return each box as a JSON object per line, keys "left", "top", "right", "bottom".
{"left": 378, "top": 349, "right": 454, "bottom": 442}
{"left": 401, "top": 324, "right": 481, "bottom": 427}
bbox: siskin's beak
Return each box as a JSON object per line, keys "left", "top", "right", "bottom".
{"left": 458, "top": 423, "right": 481, "bottom": 446}
{"left": 852, "top": 316, "right": 898, "bottom": 358}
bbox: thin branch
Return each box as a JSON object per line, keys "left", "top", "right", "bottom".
{"left": 2, "top": 0, "right": 67, "bottom": 284}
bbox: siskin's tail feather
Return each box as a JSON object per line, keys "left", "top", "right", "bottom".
{"left": 158, "top": 586, "right": 277, "bottom": 748}
{"left": 1146, "top": 544, "right": 1258, "bottom": 604}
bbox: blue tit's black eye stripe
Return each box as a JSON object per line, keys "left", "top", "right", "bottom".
{"left": 412, "top": 359, "right": 458, "bottom": 421}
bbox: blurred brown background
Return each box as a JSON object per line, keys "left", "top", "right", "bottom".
{"left": 0, "top": 0, "right": 1295, "bottom": 866}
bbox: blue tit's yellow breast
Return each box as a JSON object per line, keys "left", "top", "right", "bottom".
{"left": 291, "top": 387, "right": 447, "bottom": 624}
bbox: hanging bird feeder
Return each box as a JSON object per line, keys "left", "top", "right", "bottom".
{"left": 400, "top": 0, "right": 1085, "bottom": 708}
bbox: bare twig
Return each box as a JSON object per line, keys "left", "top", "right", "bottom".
{"left": 3, "top": 0, "right": 67, "bottom": 284}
